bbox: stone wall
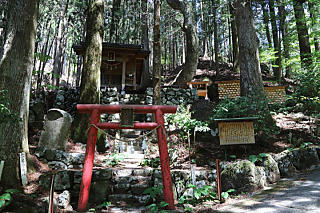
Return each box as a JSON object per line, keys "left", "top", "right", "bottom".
{"left": 30, "top": 87, "right": 198, "bottom": 127}
{"left": 101, "top": 87, "right": 198, "bottom": 106}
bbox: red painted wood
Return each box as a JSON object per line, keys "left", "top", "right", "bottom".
{"left": 155, "top": 109, "right": 175, "bottom": 210}
{"left": 216, "top": 159, "right": 222, "bottom": 201}
{"left": 78, "top": 109, "right": 100, "bottom": 212}
{"left": 77, "top": 104, "right": 177, "bottom": 114}
{"left": 76, "top": 104, "right": 177, "bottom": 211}
{"left": 96, "top": 122, "right": 158, "bottom": 130}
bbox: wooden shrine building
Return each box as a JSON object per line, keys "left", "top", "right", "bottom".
{"left": 73, "top": 42, "right": 150, "bottom": 92}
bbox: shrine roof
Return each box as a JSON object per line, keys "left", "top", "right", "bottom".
{"left": 73, "top": 42, "right": 150, "bottom": 58}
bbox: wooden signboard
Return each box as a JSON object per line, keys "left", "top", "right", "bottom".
{"left": 120, "top": 107, "right": 134, "bottom": 128}
{"left": 215, "top": 117, "right": 257, "bottom": 145}
{"left": 19, "top": 152, "right": 28, "bottom": 186}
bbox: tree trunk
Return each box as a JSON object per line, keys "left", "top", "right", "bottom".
{"left": 0, "top": 0, "right": 39, "bottom": 188}
{"left": 109, "top": 0, "right": 121, "bottom": 42}
{"left": 230, "top": 2, "right": 239, "bottom": 73}
{"left": 72, "top": 0, "right": 104, "bottom": 143}
{"left": 308, "top": 1, "right": 319, "bottom": 52}
{"left": 167, "top": 0, "right": 199, "bottom": 86}
{"left": 153, "top": 0, "right": 161, "bottom": 105}
{"left": 293, "top": 0, "right": 312, "bottom": 67}
{"left": 260, "top": 0, "right": 272, "bottom": 49}
{"left": 52, "top": 0, "right": 69, "bottom": 88}
{"left": 139, "top": 0, "right": 152, "bottom": 91}
{"left": 278, "top": 2, "right": 291, "bottom": 78}
{"left": 212, "top": 0, "right": 219, "bottom": 63}
{"left": 269, "top": 0, "right": 281, "bottom": 81}
{"left": 235, "top": 0, "right": 265, "bottom": 97}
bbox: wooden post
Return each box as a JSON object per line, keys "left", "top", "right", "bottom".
{"left": 0, "top": 161, "right": 4, "bottom": 182}
{"left": 78, "top": 109, "right": 100, "bottom": 212}
{"left": 155, "top": 109, "right": 175, "bottom": 210}
{"left": 133, "top": 57, "right": 137, "bottom": 90}
{"left": 19, "top": 152, "right": 28, "bottom": 186}
{"left": 121, "top": 56, "right": 127, "bottom": 93}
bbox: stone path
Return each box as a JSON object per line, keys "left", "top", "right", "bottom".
{"left": 217, "top": 166, "right": 320, "bottom": 213}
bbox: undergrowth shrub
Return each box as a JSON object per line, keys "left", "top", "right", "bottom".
{"left": 291, "top": 67, "right": 320, "bottom": 115}
{"left": 210, "top": 96, "right": 279, "bottom": 140}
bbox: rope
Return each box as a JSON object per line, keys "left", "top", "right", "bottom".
{"left": 88, "top": 123, "right": 168, "bottom": 143}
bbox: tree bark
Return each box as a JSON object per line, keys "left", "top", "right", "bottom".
{"left": 293, "top": 0, "right": 312, "bottom": 67}
{"left": 153, "top": 0, "right": 161, "bottom": 105}
{"left": 52, "top": 0, "right": 69, "bottom": 88}
{"left": 109, "top": 0, "right": 121, "bottom": 42}
{"left": 0, "top": 0, "right": 39, "bottom": 188}
{"left": 269, "top": 0, "right": 281, "bottom": 81}
{"left": 139, "top": 0, "right": 152, "bottom": 91}
{"left": 235, "top": 0, "right": 265, "bottom": 97}
{"left": 308, "top": 1, "right": 320, "bottom": 52}
{"left": 167, "top": 0, "right": 199, "bottom": 86}
{"left": 230, "top": 2, "right": 239, "bottom": 73}
{"left": 72, "top": 0, "right": 104, "bottom": 143}
{"left": 260, "top": 0, "right": 272, "bottom": 49}
{"left": 278, "top": 2, "right": 291, "bottom": 78}
{"left": 212, "top": 0, "right": 219, "bottom": 63}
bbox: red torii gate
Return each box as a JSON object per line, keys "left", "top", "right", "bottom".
{"left": 76, "top": 104, "right": 177, "bottom": 211}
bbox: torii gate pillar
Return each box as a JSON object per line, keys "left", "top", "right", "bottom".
{"left": 76, "top": 104, "right": 177, "bottom": 211}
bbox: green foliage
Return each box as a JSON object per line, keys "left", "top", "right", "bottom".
{"left": 96, "top": 201, "right": 111, "bottom": 210}
{"left": 34, "top": 52, "right": 52, "bottom": 62}
{"left": 166, "top": 105, "right": 210, "bottom": 141}
{"left": 105, "top": 153, "right": 125, "bottom": 167}
{"left": 178, "top": 184, "right": 217, "bottom": 207}
{"left": 0, "top": 189, "right": 19, "bottom": 210}
{"left": 259, "top": 48, "right": 278, "bottom": 66}
{"left": 143, "top": 185, "right": 168, "bottom": 213}
{"left": 0, "top": 90, "right": 19, "bottom": 123}
{"left": 291, "top": 67, "right": 320, "bottom": 114}
{"left": 210, "top": 96, "right": 279, "bottom": 139}
{"left": 300, "top": 142, "right": 313, "bottom": 149}
{"left": 221, "top": 189, "right": 235, "bottom": 199}
{"left": 249, "top": 153, "right": 268, "bottom": 164}
{"left": 140, "top": 157, "right": 160, "bottom": 168}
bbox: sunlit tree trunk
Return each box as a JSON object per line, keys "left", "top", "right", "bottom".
{"left": 153, "top": 0, "right": 161, "bottom": 105}
{"left": 293, "top": 0, "right": 312, "bottom": 67}
{"left": 167, "top": 0, "right": 199, "bottom": 85}
{"left": 235, "top": 0, "right": 265, "bottom": 97}
{"left": 230, "top": 2, "right": 239, "bottom": 73}
{"left": 72, "top": 0, "right": 104, "bottom": 143}
{"left": 0, "top": 0, "right": 39, "bottom": 188}
{"left": 269, "top": 0, "right": 281, "bottom": 81}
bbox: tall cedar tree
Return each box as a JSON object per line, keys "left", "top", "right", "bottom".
{"left": 167, "top": 0, "right": 199, "bottom": 86}
{"left": 72, "top": 0, "right": 104, "bottom": 143}
{"left": 153, "top": 0, "right": 161, "bottom": 105}
{"left": 293, "top": 0, "right": 312, "bottom": 67}
{"left": 235, "top": 0, "right": 265, "bottom": 97}
{"left": 0, "top": 0, "right": 39, "bottom": 188}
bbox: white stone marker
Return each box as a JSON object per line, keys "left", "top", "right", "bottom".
{"left": 19, "top": 152, "right": 28, "bottom": 186}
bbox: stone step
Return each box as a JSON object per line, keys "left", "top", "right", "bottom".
{"left": 108, "top": 194, "right": 151, "bottom": 206}
{"left": 114, "top": 175, "right": 152, "bottom": 185}
{"left": 124, "top": 153, "right": 145, "bottom": 159}
{"left": 112, "top": 183, "right": 150, "bottom": 195}
{"left": 107, "top": 206, "right": 147, "bottom": 213}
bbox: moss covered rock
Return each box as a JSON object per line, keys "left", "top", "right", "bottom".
{"left": 221, "top": 160, "right": 265, "bottom": 192}
{"left": 261, "top": 154, "right": 280, "bottom": 183}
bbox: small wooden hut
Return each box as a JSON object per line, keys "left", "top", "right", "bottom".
{"left": 73, "top": 42, "right": 150, "bottom": 91}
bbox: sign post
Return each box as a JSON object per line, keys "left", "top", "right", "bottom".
{"left": 19, "top": 152, "right": 28, "bottom": 186}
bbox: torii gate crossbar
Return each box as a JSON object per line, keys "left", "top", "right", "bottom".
{"left": 76, "top": 104, "right": 177, "bottom": 211}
